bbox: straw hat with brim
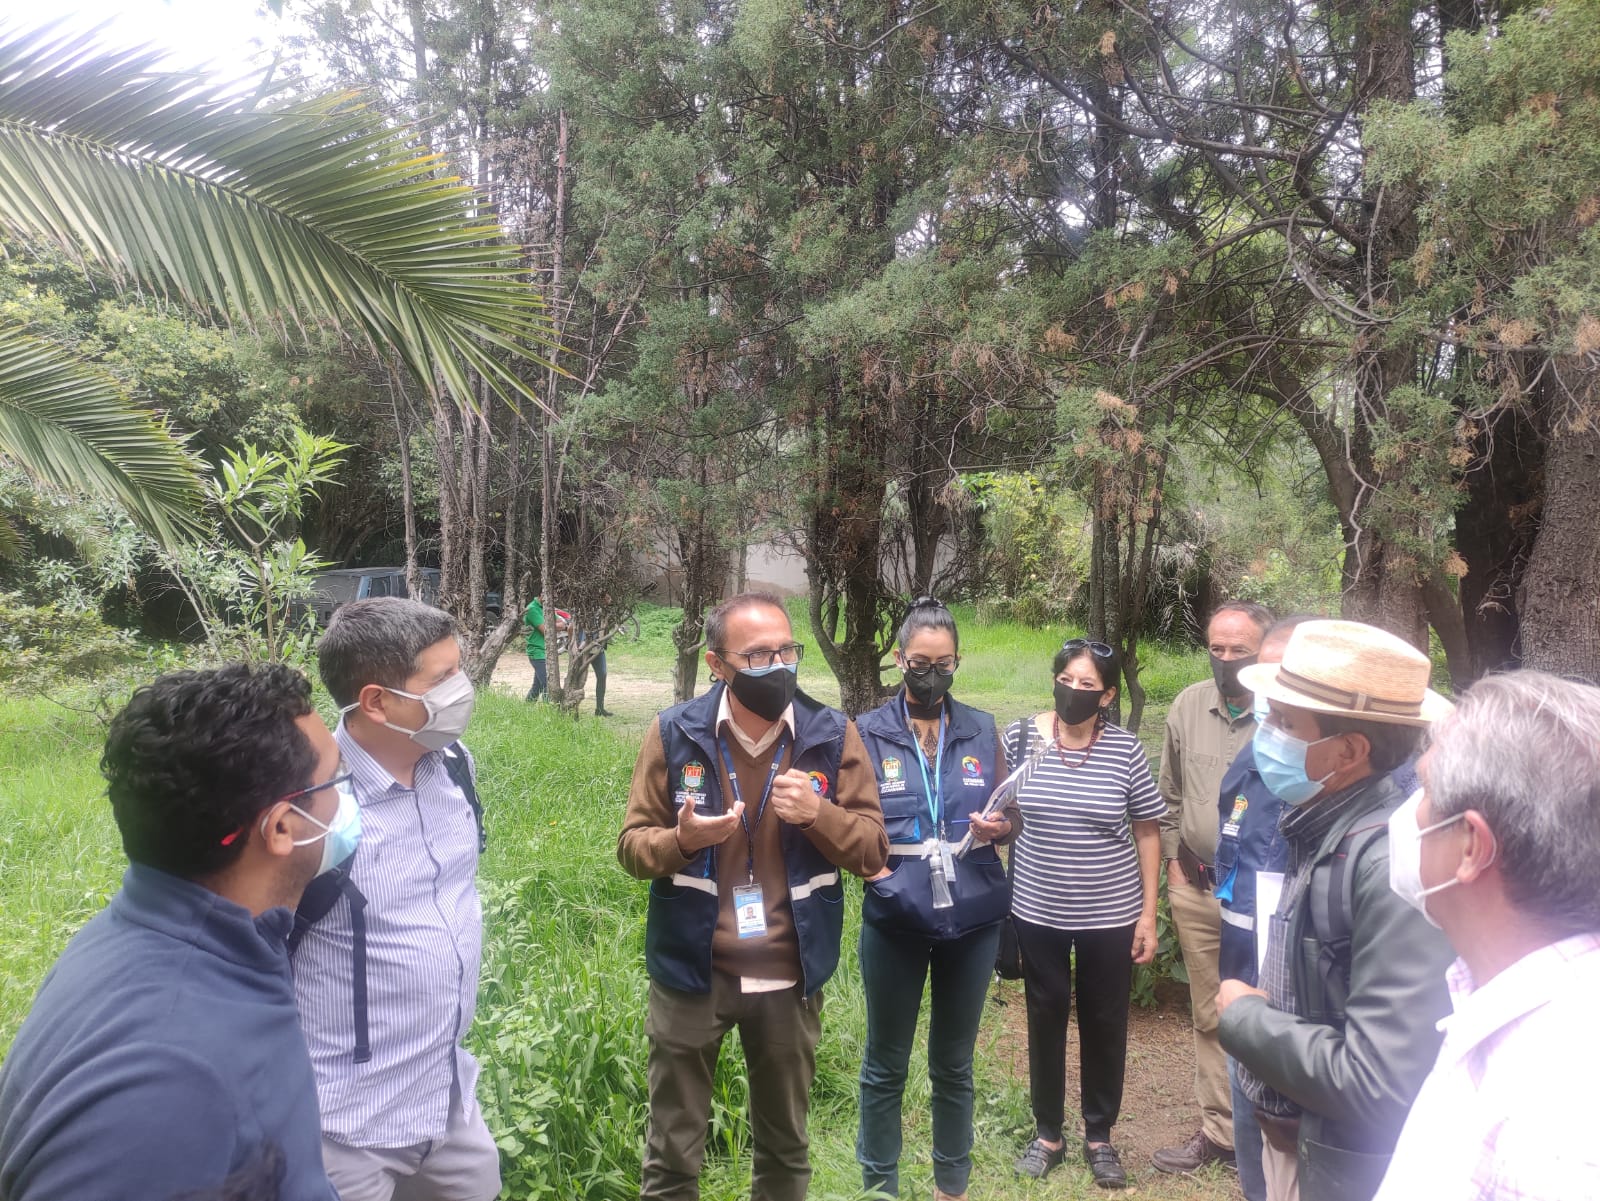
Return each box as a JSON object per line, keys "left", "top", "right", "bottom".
{"left": 1236, "top": 619, "right": 1453, "bottom": 729}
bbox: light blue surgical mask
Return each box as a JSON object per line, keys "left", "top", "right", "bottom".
{"left": 270, "top": 777, "right": 362, "bottom": 875}
{"left": 1252, "top": 721, "right": 1337, "bottom": 806}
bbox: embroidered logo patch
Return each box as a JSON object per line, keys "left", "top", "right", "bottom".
{"left": 882, "top": 757, "right": 903, "bottom": 781}
{"left": 682, "top": 762, "right": 706, "bottom": 791}
{"left": 961, "top": 756, "right": 981, "bottom": 777}
{"left": 1222, "top": 793, "right": 1249, "bottom": 839}
{"left": 808, "top": 771, "right": 830, "bottom": 797}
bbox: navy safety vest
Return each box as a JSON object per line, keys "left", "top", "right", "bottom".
{"left": 647, "top": 682, "right": 851, "bottom": 996}
{"left": 854, "top": 694, "right": 1009, "bottom": 940}
{"left": 1212, "top": 742, "right": 1288, "bottom": 986}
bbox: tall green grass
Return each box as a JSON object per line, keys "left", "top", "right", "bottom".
{"left": 1, "top": 607, "right": 1224, "bottom": 1200}
{"left": 0, "top": 698, "right": 122, "bottom": 1045}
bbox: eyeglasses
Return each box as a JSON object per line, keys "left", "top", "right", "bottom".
{"left": 280, "top": 767, "right": 354, "bottom": 807}
{"left": 717, "top": 643, "right": 805, "bottom": 670}
{"left": 903, "top": 655, "right": 959, "bottom": 676}
{"left": 220, "top": 766, "right": 354, "bottom": 846}
{"left": 1061, "top": 638, "right": 1115, "bottom": 659}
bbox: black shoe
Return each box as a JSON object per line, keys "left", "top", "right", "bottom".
{"left": 1084, "top": 1142, "right": 1128, "bottom": 1189}
{"left": 1014, "top": 1138, "right": 1064, "bottom": 1179}
{"left": 1151, "top": 1129, "right": 1234, "bottom": 1174}
{"left": 595, "top": 708, "right": 615, "bottom": 717}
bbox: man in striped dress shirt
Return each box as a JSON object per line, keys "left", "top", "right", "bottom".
{"left": 296, "top": 598, "right": 500, "bottom": 1201}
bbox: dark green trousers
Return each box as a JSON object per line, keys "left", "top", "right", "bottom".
{"left": 641, "top": 974, "right": 824, "bottom": 1201}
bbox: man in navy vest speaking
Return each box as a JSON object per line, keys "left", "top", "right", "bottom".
{"left": 619, "top": 591, "right": 888, "bottom": 1201}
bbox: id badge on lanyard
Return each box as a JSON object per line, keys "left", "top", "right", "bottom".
{"left": 719, "top": 733, "right": 790, "bottom": 938}
{"left": 908, "top": 700, "right": 956, "bottom": 909}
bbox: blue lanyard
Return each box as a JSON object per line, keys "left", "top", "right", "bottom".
{"left": 904, "top": 697, "right": 946, "bottom": 840}
{"left": 718, "top": 731, "right": 791, "bottom": 883}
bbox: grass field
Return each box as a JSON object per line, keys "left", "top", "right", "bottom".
{"left": 0, "top": 604, "right": 1234, "bottom": 1201}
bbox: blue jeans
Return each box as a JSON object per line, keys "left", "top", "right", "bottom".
{"left": 1230, "top": 1056, "right": 1267, "bottom": 1201}
{"left": 526, "top": 656, "right": 547, "bottom": 701}
{"left": 857, "top": 920, "right": 1001, "bottom": 1196}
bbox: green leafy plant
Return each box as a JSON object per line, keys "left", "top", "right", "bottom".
{"left": 158, "top": 429, "right": 346, "bottom": 664}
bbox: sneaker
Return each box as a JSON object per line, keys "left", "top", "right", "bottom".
{"left": 1084, "top": 1142, "right": 1128, "bottom": 1189}
{"left": 1150, "top": 1129, "right": 1235, "bottom": 1174}
{"left": 932, "top": 1190, "right": 967, "bottom": 1201}
{"left": 1014, "top": 1138, "right": 1065, "bottom": 1178}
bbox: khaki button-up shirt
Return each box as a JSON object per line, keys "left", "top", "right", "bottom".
{"left": 1158, "top": 679, "right": 1256, "bottom": 863}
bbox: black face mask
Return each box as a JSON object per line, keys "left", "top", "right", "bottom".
{"left": 725, "top": 664, "right": 798, "bottom": 722}
{"left": 1210, "top": 652, "right": 1258, "bottom": 698}
{"left": 1054, "top": 682, "right": 1106, "bottom": 726}
{"left": 902, "top": 666, "right": 954, "bottom": 709}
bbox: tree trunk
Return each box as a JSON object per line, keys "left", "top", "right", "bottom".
{"left": 1518, "top": 426, "right": 1600, "bottom": 680}
{"left": 1334, "top": 1, "right": 1430, "bottom": 649}
{"left": 390, "top": 373, "right": 420, "bottom": 600}
{"left": 1455, "top": 400, "right": 1540, "bottom": 676}
{"left": 671, "top": 466, "right": 728, "bottom": 703}
{"left": 540, "top": 109, "right": 570, "bottom": 712}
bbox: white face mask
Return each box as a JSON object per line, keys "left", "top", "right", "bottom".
{"left": 1387, "top": 788, "right": 1490, "bottom": 928}
{"left": 343, "top": 671, "right": 476, "bottom": 752}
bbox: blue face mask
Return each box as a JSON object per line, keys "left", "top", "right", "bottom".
{"left": 1252, "top": 722, "right": 1336, "bottom": 806}
{"left": 277, "top": 778, "right": 362, "bottom": 875}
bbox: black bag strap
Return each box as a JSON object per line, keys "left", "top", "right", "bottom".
{"left": 442, "top": 742, "right": 486, "bottom": 854}
{"left": 1309, "top": 821, "right": 1385, "bottom": 1022}
{"left": 288, "top": 855, "right": 372, "bottom": 1064}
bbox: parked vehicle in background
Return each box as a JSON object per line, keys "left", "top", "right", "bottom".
{"left": 295, "top": 568, "right": 504, "bottom": 628}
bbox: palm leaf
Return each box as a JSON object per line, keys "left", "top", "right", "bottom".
{"left": 0, "top": 319, "right": 204, "bottom": 547}
{"left": 0, "top": 23, "right": 556, "bottom": 415}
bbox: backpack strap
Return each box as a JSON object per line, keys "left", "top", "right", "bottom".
{"left": 289, "top": 855, "right": 372, "bottom": 1065}
{"left": 442, "top": 742, "right": 486, "bottom": 854}
{"left": 1309, "top": 820, "right": 1385, "bottom": 1022}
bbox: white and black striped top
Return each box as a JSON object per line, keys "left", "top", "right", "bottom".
{"left": 1005, "top": 717, "right": 1165, "bottom": 930}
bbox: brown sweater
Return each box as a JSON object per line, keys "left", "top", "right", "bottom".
{"left": 618, "top": 716, "right": 888, "bottom": 981}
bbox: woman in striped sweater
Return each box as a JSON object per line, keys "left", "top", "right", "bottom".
{"left": 1007, "top": 639, "right": 1164, "bottom": 1189}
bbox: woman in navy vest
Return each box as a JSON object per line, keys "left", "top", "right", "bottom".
{"left": 854, "top": 597, "right": 1021, "bottom": 1201}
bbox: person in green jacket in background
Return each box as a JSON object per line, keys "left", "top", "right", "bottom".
{"left": 524, "top": 597, "right": 547, "bottom": 701}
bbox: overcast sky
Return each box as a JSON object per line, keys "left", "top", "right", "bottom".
{"left": 11, "top": 0, "right": 286, "bottom": 73}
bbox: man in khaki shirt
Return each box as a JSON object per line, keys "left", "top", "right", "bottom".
{"left": 1151, "top": 600, "right": 1271, "bottom": 1175}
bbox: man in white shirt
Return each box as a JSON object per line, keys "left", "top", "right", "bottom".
{"left": 1376, "top": 669, "right": 1600, "bottom": 1201}
{"left": 300, "top": 598, "right": 499, "bottom": 1201}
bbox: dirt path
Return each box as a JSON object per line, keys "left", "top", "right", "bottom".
{"left": 489, "top": 649, "right": 675, "bottom": 715}
{"left": 985, "top": 979, "right": 1238, "bottom": 1196}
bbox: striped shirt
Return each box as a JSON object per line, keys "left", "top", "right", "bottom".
{"left": 292, "top": 722, "right": 484, "bottom": 1148}
{"left": 1005, "top": 717, "right": 1164, "bottom": 930}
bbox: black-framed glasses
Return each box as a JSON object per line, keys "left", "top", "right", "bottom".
{"left": 222, "top": 766, "right": 353, "bottom": 846}
{"left": 903, "top": 655, "right": 959, "bottom": 677}
{"left": 1061, "top": 638, "right": 1115, "bottom": 659}
{"left": 717, "top": 643, "right": 805, "bottom": 670}
{"left": 280, "top": 767, "right": 354, "bottom": 807}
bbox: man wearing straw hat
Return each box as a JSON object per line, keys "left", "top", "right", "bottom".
{"left": 1216, "top": 620, "right": 1454, "bottom": 1201}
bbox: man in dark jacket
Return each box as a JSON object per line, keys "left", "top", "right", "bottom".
{"left": 618, "top": 592, "right": 887, "bottom": 1201}
{"left": 0, "top": 664, "right": 344, "bottom": 1201}
{"left": 1219, "top": 621, "right": 1455, "bottom": 1201}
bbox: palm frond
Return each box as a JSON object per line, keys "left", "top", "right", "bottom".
{"left": 0, "top": 319, "right": 204, "bottom": 548}
{"left": 0, "top": 23, "right": 556, "bottom": 413}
